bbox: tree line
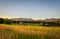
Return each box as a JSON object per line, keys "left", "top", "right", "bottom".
{"left": 0, "top": 18, "right": 60, "bottom": 26}
{"left": 0, "top": 18, "right": 12, "bottom": 24}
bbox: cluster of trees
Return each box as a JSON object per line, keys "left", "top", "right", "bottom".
{"left": 0, "top": 18, "right": 60, "bottom": 26}
{"left": 0, "top": 18, "right": 12, "bottom": 24}
{"left": 39, "top": 21, "right": 60, "bottom": 26}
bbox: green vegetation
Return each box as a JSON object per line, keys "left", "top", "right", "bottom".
{"left": 4, "top": 19, "right": 12, "bottom": 24}
{"left": 0, "top": 18, "right": 4, "bottom": 24}
{"left": 0, "top": 18, "right": 60, "bottom": 26}
{"left": 0, "top": 18, "right": 12, "bottom": 24}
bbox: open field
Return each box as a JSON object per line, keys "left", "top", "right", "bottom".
{"left": 0, "top": 24, "right": 60, "bottom": 39}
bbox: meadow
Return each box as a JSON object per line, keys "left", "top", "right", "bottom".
{"left": 0, "top": 24, "right": 60, "bottom": 39}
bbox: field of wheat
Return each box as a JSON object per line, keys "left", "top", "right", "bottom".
{"left": 0, "top": 24, "right": 60, "bottom": 39}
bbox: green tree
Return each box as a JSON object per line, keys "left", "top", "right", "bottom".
{"left": 0, "top": 18, "right": 4, "bottom": 24}
{"left": 4, "top": 19, "right": 12, "bottom": 24}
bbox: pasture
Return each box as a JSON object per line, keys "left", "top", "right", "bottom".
{"left": 0, "top": 24, "right": 60, "bottom": 39}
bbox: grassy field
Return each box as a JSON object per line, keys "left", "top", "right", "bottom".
{"left": 0, "top": 24, "right": 60, "bottom": 39}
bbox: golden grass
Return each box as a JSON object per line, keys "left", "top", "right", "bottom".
{"left": 0, "top": 24, "right": 60, "bottom": 34}
{"left": 0, "top": 24, "right": 60, "bottom": 39}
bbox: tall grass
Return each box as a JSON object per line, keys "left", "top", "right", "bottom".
{"left": 0, "top": 24, "right": 60, "bottom": 39}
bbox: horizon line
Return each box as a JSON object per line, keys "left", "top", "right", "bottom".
{"left": 0, "top": 16, "right": 60, "bottom": 20}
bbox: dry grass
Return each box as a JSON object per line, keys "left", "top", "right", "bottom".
{"left": 0, "top": 24, "right": 60, "bottom": 39}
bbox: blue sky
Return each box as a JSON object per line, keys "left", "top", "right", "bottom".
{"left": 0, "top": 0, "right": 60, "bottom": 19}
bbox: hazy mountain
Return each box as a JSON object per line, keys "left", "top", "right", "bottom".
{"left": 9, "top": 18, "right": 60, "bottom": 22}
{"left": 44, "top": 18, "right": 60, "bottom": 22}
{"left": 10, "top": 18, "right": 34, "bottom": 21}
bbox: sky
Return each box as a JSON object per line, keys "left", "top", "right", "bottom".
{"left": 0, "top": 0, "right": 60, "bottom": 19}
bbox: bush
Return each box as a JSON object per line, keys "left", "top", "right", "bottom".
{"left": 4, "top": 19, "right": 12, "bottom": 24}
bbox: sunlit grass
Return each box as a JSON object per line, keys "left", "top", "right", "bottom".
{"left": 0, "top": 24, "right": 60, "bottom": 39}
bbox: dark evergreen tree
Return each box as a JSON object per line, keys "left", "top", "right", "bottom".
{"left": 0, "top": 18, "right": 4, "bottom": 24}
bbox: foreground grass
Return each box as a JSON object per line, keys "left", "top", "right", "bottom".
{"left": 0, "top": 24, "right": 60, "bottom": 39}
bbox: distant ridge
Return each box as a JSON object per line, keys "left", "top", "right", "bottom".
{"left": 10, "top": 18, "right": 34, "bottom": 21}
{"left": 10, "top": 18, "right": 60, "bottom": 22}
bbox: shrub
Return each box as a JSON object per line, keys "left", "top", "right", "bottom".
{"left": 4, "top": 19, "right": 12, "bottom": 24}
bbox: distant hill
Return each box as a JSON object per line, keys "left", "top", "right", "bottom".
{"left": 10, "top": 18, "right": 60, "bottom": 22}
{"left": 10, "top": 18, "right": 34, "bottom": 21}
{"left": 44, "top": 18, "right": 60, "bottom": 22}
